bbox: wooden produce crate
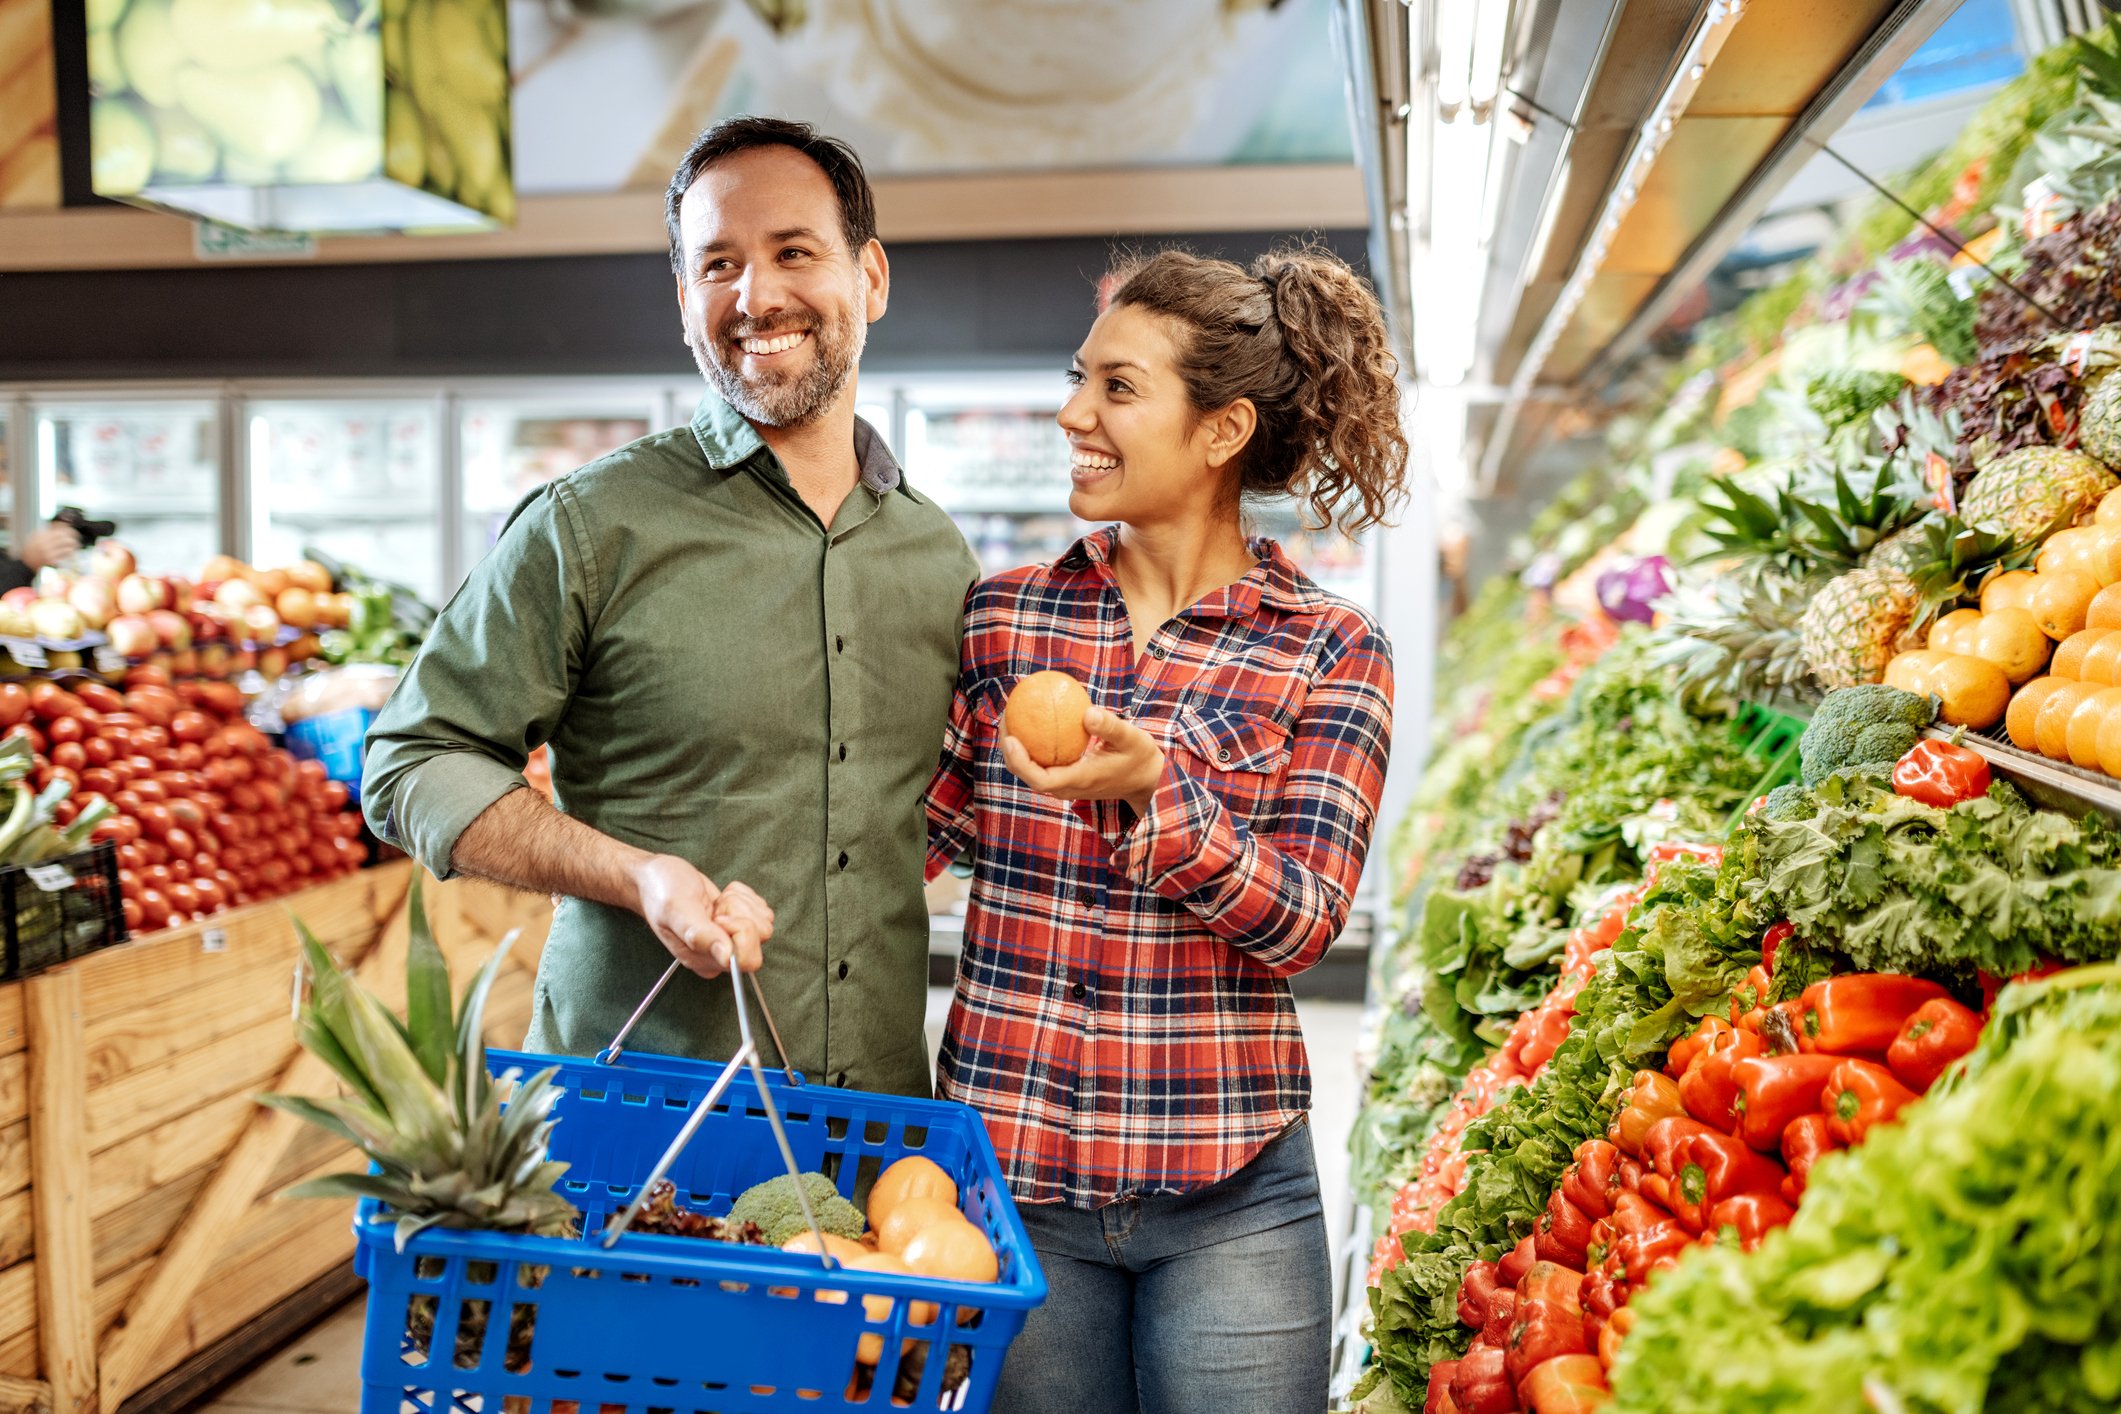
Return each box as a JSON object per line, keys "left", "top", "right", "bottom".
{"left": 0, "top": 861, "right": 551, "bottom": 1414}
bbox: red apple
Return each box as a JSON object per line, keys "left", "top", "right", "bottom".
{"left": 146, "top": 609, "right": 194, "bottom": 650}
{"left": 67, "top": 578, "right": 116, "bottom": 629}
{"left": 106, "top": 614, "right": 157, "bottom": 657}
{"left": 116, "top": 574, "right": 170, "bottom": 615}
{"left": 239, "top": 603, "right": 282, "bottom": 642}
{"left": 87, "top": 541, "right": 136, "bottom": 582}
{"left": 0, "top": 588, "right": 37, "bottom": 613}
{"left": 30, "top": 600, "right": 86, "bottom": 641}
{"left": 31, "top": 568, "right": 72, "bottom": 599}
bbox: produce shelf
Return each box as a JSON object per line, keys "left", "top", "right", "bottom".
{"left": 1924, "top": 723, "right": 2121, "bottom": 823}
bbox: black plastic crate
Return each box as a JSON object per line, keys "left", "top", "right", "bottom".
{"left": 0, "top": 841, "right": 127, "bottom": 980}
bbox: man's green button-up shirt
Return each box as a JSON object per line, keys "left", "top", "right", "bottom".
{"left": 362, "top": 392, "right": 980, "bottom": 1096}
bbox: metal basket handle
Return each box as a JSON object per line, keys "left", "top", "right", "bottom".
{"left": 597, "top": 961, "right": 833, "bottom": 1261}
{"left": 596, "top": 956, "right": 800, "bottom": 1087}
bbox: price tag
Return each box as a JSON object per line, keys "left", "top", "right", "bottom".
{"left": 1947, "top": 267, "right": 1978, "bottom": 301}
{"left": 5, "top": 641, "right": 47, "bottom": 670}
{"left": 93, "top": 647, "right": 127, "bottom": 675}
{"left": 24, "top": 864, "right": 73, "bottom": 893}
{"left": 202, "top": 928, "right": 228, "bottom": 954}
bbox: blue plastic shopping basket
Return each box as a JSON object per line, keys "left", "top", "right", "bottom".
{"left": 350, "top": 966, "right": 1047, "bottom": 1413}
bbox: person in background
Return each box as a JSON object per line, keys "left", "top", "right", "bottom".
{"left": 925, "top": 244, "right": 1407, "bottom": 1412}
{"left": 0, "top": 514, "right": 102, "bottom": 595}
{"left": 363, "top": 116, "right": 979, "bottom": 1093}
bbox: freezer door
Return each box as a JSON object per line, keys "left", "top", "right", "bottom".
{"left": 247, "top": 400, "right": 444, "bottom": 603}
{"left": 31, "top": 399, "right": 220, "bottom": 574}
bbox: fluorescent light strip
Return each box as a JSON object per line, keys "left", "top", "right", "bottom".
{"left": 1468, "top": 0, "right": 1510, "bottom": 112}
{"left": 1434, "top": 0, "right": 1475, "bottom": 117}
{"left": 1513, "top": 0, "right": 1748, "bottom": 387}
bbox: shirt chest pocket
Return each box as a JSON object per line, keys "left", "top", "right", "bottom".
{"left": 1171, "top": 706, "right": 1292, "bottom": 822}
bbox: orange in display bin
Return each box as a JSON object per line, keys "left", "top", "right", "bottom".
{"left": 285, "top": 707, "right": 377, "bottom": 804}
{"left": 0, "top": 840, "right": 127, "bottom": 979}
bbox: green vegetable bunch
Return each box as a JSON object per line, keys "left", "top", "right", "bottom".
{"left": 1796, "top": 684, "right": 1935, "bottom": 786}
{"left": 727, "top": 1171, "right": 866, "bottom": 1249}
{"left": 1608, "top": 966, "right": 2121, "bottom": 1413}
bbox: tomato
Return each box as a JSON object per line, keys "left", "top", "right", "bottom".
{"left": 225, "top": 755, "right": 254, "bottom": 783}
{"left": 29, "top": 683, "right": 73, "bottom": 721}
{"left": 124, "top": 691, "right": 177, "bottom": 727}
{"left": 45, "top": 716, "right": 81, "bottom": 745}
{"left": 142, "top": 864, "right": 172, "bottom": 891}
{"left": 321, "top": 779, "right": 350, "bottom": 811}
{"left": 117, "top": 867, "right": 138, "bottom": 893}
{"left": 167, "top": 859, "right": 191, "bottom": 884}
{"left": 132, "top": 725, "right": 168, "bottom": 753}
{"left": 189, "top": 877, "right": 224, "bottom": 913}
{"left": 99, "top": 712, "right": 143, "bottom": 730}
{"left": 137, "top": 804, "right": 172, "bottom": 839}
{"left": 74, "top": 682, "right": 125, "bottom": 715}
{"left": 136, "top": 890, "right": 171, "bottom": 929}
{"left": 120, "top": 898, "right": 142, "bottom": 932}
{"left": 296, "top": 759, "right": 327, "bottom": 784}
{"left": 53, "top": 800, "right": 77, "bottom": 827}
{"left": 309, "top": 841, "right": 338, "bottom": 872}
{"left": 228, "top": 785, "right": 261, "bottom": 813}
{"left": 82, "top": 736, "right": 115, "bottom": 766}
{"left": 163, "top": 826, "right": 196, "bottom": 861}
{"left": 168, "top": 711, "right": 210, "bottom": 744}
{"left": 167, "top": 798, "right": 204, "bottom": 829}
{"left": 6, "top": 724, "right": 44, "bottom": 755}
{"left": 47, "top": 766, "right": 79, "bottom": 795}
{"left": 0, "top": 685, "right": 27, "bottom": 728}
{"left": 124, "top": 666, "right": 170, "bottom": 690}
{"left": 172, "top": 743, "right": 205, "bottom": 771}
{"left": 131, "top": 780, "right": 166, "bottom": 805}
{"left": 142, "top": 840, "right": 168, "bottom": 867}
{"left": 49, "top": 741, "right": 85, "bottom": 772}
{"left": 124, "top": 755, "right": 154, "bottom": 780}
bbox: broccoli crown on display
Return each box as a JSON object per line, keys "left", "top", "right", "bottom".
{"left": 727, "top": 1171, "right": 868, "bottom": 1248}
{"left": 1797, "top": 684, "right": 1936, "bottom": 785}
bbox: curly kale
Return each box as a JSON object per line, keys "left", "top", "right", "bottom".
{"left": 1797, "top": 685, "right": 1936, "bottom": 785}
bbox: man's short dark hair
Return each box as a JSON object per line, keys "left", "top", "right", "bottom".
{"left": 665, "top": 116, "right": 879, "bottom": 279}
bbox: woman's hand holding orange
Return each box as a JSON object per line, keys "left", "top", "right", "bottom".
{"left": 1002, "top": 706, "right": 1165, "bottom": 813}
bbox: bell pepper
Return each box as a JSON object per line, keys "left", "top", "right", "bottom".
{"left": 1642, "top": 1114, "right": 1718, "bottom": 1176}
{"left": 1522, "top": 997, "right": 1578, "bottom": 1073}
{"left": 1517, "top": 1261, "right": 1584, "bottom": 1313}
{"left": 1729, "top": 965, "right": 1776, "bottom": 1027}
{"left": 1459, "top": 1259, "right": 1504, "bottom": 1330}
{"left": 1535, "top": 1194, "right": 1594, "bottom": 1270}
{"left": 1778, "top": 1112, "right": 1841, "bottom": 1203}
{"left": 1500, "top": 1009, "right": 1541, "bottom": 1077}
{"left": 1562, "top": 1141, "right": 1620, "bottom": 1220}
{"left": 1636, "top": 1171, "right": 1680, "bottom": 1223}
{"left": 1450, "top": 1342, "right": 1518, "bottom": 1414}
{"left": 1518, "top": 1353, "right": 1609, "bottom": 1413}
{"left": 1596, "top": 1306, "right": 1635, "bottom": 1372}
{"left": 1705, "top": 1191, "right": 1795, "bottom": 1251}
{"left": 1760, "top": 920, "right": 1792, "bottom": 972}
{"left": 1677, "top": 1025, "right": 1765, "bottom": 1128}
{"left": 1794, "top": 974, "right": 1951, "bottom": 1055}
{"left": 1617, "top": 1222, "right": 1692, "bottom": 1284}
{"left": 1608, "top": 1070, "right": 1686, "bottom": 1157}
{"left": 1664, "top": 1015, "right": 1733, "bottom": 1081}
{"left": 1427, "top": 1360, "right": 1465, "bottom": 1414}
{"left": 1578, "top": 1267, "right": 1622, "bottom": 1328}
{"left": 1886, "top": 996, "right": 1983, "bottom": 1092}
{"left": 1499, "top": 1232, "right": 1538, "bottom": 1287}
{"left": 1731, "top": 1053, "right": 1840, "bottom": 1150}
{"left": 1481, "top": 1291, "right": 1520, "bottom": 1351}
{"left": 1824, "top": 1058, "right": 1920, "bottom": 1144}
{"left": 1507, "top": 1297, "right": 1591, "bottom": 1390}
{"left": 1892, "top": 739, "right": 1990, "bottom": 809}
{"left": 1979, "top": 957, "right": 2068, "bottom": 1013}
{"left": 1674, "top": 1132, "right": 1787, "bottom": 1215}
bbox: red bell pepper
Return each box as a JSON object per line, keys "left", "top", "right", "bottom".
{"left": 1608, "top": 1070, "right": 1686, "bottom": 1157}
{"left": 1535, "top": 1194, "right": 1594, "bottom": 1270}
{"left": 1673, "top": 1131, "right": 1787, "bottom": 1214}
{"left": 1451, "top": 1341, "right": 1518, "bottom": 1414}
{"left": 1517, "top": 1262, "right": 1585, "bottom": 1314}
{"left": 1731, "top": 1052, "right": 1840, "bottom": 1150}
{"left": 1886, "top": 996, "right": 1983, "bottom": 1092}
{"left": 1760, "top": 920, "right": 1793, "bottom": 972}
{"left": 1596, "top": 1306, "right": 1635, "bottom": 1372}
{"left": 1499, "top": 1232, "right": 1538, "bottom": 1287}
{"left": 1561, "top": 1141, "right": 1620, "bottom": 1220}
{"left": 1617, "top": 1222, "right": 1692, "bottom": 1284}
{"left": 1635, "top": 1171, "right": 1683, "bottom": 1227}
{"left": 1518, "top": 1353, "right": 1609, "bottom": 1413}
{"left": 1978, "top": 957, "right": 2068, "bottom": 1013}
{"left": 1793, "top": 975, "right": 1951, "bottom": 1055}
{"left": 1892, "top": 739, "right": 1990, "bottom": 809}
{"left": 1677, "top": 1025, "right": 1765, "bottom": 1129}
{"left": 1824, "top": 1059, "right": 1920, "bottom": 1144}
{"left": 1778, "top": 1112, "right": 1841, "bottom": 1203}
{"left": 1459, "top": 1259, "right": 1504, "bottom": 1330}
{"left": 1664, "top": 1015, "right": 1733, "bottom": 1081}
{"left": 1729, "top": 965, "right": 1776, "bottom": 1026}
{"left": 1522, "top": 1000, "right": 1578, "bottom": 1073}
{"left": 1642, "top": 1114, "right": 1718, "bottom": 1176}
{"left": 1427, "top": 1360, "right": 1465, "bottom": 1414}
{"left": 1506, "top": 1298, "right": 1591, "bottom": 1390}
{"left": 1705, "top": 1191, "right": 1795, "bottom": 1250}
{"left": 1481, "top": 1291, "right": 1520, "bottom": 1351}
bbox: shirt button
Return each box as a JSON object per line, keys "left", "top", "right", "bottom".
{"left": 838, "top": 960, "right": 850, "bottom": 980}
{"left": 1071, "top": 982, "right": 1087, "bottom": 1001}
{"left": 838, "top": 743, "right": 847, "bottom": 762}
{"left": 1217, "top": 748, "right": 1233, "bottom": 763}
{"left": 837, "top": 850, "right": 850, "bottom": 870}
{"left": 836, "top": 635, "right": 844, "bottom": 653}
{"left": 1077, "top": 887, "right": 1096, "bottom": 908}
{"left": 834, "top": 1071, "right": 849, "bottom": 1086}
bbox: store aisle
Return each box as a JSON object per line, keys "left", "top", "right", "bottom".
{"left": 201, "top": 987, "right": 1368, "bottom": 1412}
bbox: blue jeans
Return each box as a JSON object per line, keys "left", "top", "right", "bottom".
{"left": 993, "top": 1118, "right": 1331, "bottom": 1414}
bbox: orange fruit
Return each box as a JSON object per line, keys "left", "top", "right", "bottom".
{"left": 1003, "top": 670, "right": 1092, "bottom": 767}
{"left": 2089, "top": 583, "right": 2121, "bottom": 632}
{"left": 1981, "top": 570, "right": 2038, "bottom": 614}
{"left": 2066, "top": 686, "right": 2121, "bottom": 768}
{"left": 2085, "top": 631, "right": 2121, "bottom": 686}
{"left": 2030, "top": 569, "right": 2101, "bottom": 640}
{"left": 2053, "top": 627, "right": 2112, "bottom": 680}
{"left": 2007, "top": 677, "right": 2063, "bottom": 750}
{"left": 841, "top": 1253, "right": 938, "bottom": 1364}
{"left": 2099, "top": 707, "right": 2121, "bottom": 777}
{"left": 901, "top": 1218, "right": 998, "bottom": 1286}
{"left": 1928, "top": 608, "right": 1983, "bottom": 654}
{"left": 866, "top": 1156, "right": 958, "bottom": 1234}
{"left": 1883, "top": 651, "right": 1940, "bottom": 695}
{"left": 2088, "top": 527, "right": 2121, "bottom": 586}
{"left": 2036, "top": 680, "right": 2103, "bottom": 759}
{"left": 874, "top": 1196, "right": 964, "bottom": 1257}
{"left": 2038, "top": 528, "right": 2101, "bottom": 577}
{"left": 1968, "top": 608, "right": 2050, "bottom": 684}
{"left": 2100, "top": 487, "right": 2121, "bottom": 527}
{"left": 785, "top": 1231, "right": 872, "bottom": 1267}
{"left": 1928, "top": 654, "right": 2009, "bottom": 730}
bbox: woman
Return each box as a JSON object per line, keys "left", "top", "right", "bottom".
{"left": 925, "top": 245, "right": 1406, "bottom": 1413}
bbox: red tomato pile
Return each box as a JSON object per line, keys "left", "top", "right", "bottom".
{"left": 0, "top": 669, "right": 364, "bottom": 934}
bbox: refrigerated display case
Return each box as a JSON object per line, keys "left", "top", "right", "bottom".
{"left": 31, "top": 397, "right": 220, "bottom": 574}
{"left": 247, "top": 398, "right": 446, "bottom": 602}
{"left": 458, "top": 396, "right": 656, "bottom": 574}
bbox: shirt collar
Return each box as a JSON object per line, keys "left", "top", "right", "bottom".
{"left": 688, "top": 389, "right": 904, "bottom": 494}
{"left": 1055, "top": 526, "right": 1326, "bottom": 617}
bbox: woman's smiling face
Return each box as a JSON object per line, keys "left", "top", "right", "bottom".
{"left": 1058, "top": 303, "right": 1251, "bottom": 528}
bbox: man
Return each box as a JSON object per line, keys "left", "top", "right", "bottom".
{"left": 363, "top": 117, "right": 980, "bottom": 1095}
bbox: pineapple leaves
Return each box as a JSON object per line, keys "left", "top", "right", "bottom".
{"left": 404, "top": 873, "right": 454, "bottom": 1090}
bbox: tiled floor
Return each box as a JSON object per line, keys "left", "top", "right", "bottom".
{"left": 202, "top": 989, "right": 1368, "bottom": 1412}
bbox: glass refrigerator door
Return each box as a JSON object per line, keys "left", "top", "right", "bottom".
{"left": 248, "top": 400, "right": 444, "bottom": 602}
{"left": 32, "top": 399, "right": 220, "bottom": 576}
{"left": 457, "top": 398, "right": 655, "bottom": 584}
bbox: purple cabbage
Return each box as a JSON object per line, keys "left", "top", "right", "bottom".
{"left": 1596, "top": 555, "right": 1671, "bottom": 624}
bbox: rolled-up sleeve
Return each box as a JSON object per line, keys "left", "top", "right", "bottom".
{"left": 362, "top": 485, "right": 596, "bottom": 878}
{"left": 1111, "top": 619, "right": 1394, "bottom": 976}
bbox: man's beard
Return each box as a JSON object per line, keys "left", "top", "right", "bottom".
{"left": 688, "top": 296, "right": 865, "bottom": 429}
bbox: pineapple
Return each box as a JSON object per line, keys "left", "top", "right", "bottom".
{"left": 1653, "top": 571, "right": 1813, "bottom": 708}
{"left": 1960, "top": 446, "right": 2117, "bottom": 539}
{"left": 1799, "top": 565, "right": 1920, "bottom": 689}
{"left": 260, "top": 876, "right": 579, "bottom": 1251}
{"left": 2083, "top": 371, "right": 2121, "bottom": 468}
